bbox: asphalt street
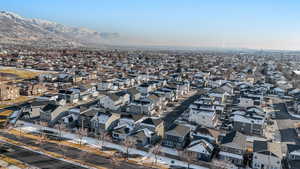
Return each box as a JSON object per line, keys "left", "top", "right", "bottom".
{"left": 0, "top": 141, "right": 87, "bottom": 169}
{"left": 0, "top": 132, "right": 153, "bottom": 169}
{"left": 273, "top": 102, "right": 300, "bottom": 153}
{"left": 163, "top": 90, "right": 206, "bottom": 128}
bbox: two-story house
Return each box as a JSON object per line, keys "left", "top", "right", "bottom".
{"left": 219, "top": 131, "right": 247, "bottom": 166}
{"left": 252, "top": 140, "right": 282, "bottom": 169}
{"left": 162, "top": 124, "right": 191, "bottom": 149}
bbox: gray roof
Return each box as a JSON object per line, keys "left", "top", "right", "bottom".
{"left": 107, "top": 93, "right": 120, "bottom": 101}
{"left": 253, "top": 140, "right": 282, "bottom": 158}
{"left": 127, "top": 87, "right": 140, "bottom": 95}
{"left": 166, "top": 124, "right": 191, "bottom": 137}
{"left": 221, "top": 131, "right": 247, "bottom": 150}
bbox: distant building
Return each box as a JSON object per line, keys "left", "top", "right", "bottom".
{"left": 0, "top": 84, "right": 20, "bottom": 101}
{"left": 20, "top": 83, "right": 47, "bottom": 96}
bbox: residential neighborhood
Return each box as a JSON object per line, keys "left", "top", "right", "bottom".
{"left": 1, "top": 46, "right": 300, "bottom": 169}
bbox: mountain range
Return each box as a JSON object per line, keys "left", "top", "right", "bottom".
{"left": 0, "top": 11, "right": 120, "bottom": 48}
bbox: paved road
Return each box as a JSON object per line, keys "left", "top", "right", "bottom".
{"left": 163, "top": 90, "right": 206, "bottom": 129}
{"left": 0, "top": 141, "right": 87, "bottom": 169}
{"left": 0, "top": 132, "right": 152, "bottom": 169}
{"left": 273, "top": 102, "right": 300, "bottom": 153}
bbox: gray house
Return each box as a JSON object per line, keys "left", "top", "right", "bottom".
{"left": 287, "top": 144, "right": 300, "bottom": 169}
{"left": 187, "top": 139, "right": 214, "bottom": 162}
{"left": 128, "top": 128, "right": 157, "bottom": 146}
{"left": 252, "top": 140, "right": 282, "bottom": 169}
{"left": 162, "top": 124, "right": 191, "bottom": 149}
{"left": 90, "top": 110, "right": 120, "bottom": 134}
{"left": 40, "top": 103, "right": 64, "bottom": 123}
{"left": 231, "top": 109, "right": 265, "bottom": 136}
{"left": 218, "top": 131, "right": 247, "bottom": 166}
{"left": 127, "top": 87, "right": 141, "bottom": 101}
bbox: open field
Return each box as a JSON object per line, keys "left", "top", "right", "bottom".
{"left": 0, "top": 96, "right": 31, "bottom": 106}
{"left": 0, "top": 68, "right": 41, "bottom": 79}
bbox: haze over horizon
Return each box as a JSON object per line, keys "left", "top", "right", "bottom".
{"left": 1, "top": 0, "right": 300, "bottom": 50}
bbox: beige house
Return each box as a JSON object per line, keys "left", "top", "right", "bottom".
{"left": 0, "top": 84, "right": 20, "bottom": 101}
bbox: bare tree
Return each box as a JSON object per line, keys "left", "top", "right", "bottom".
{"left": 38, "top": 121, "right": 48, "bottom": 143}
{"left": 179, "top": 149, "right": 197, "bottom": 169}
{"left": 55, "top": 123, "right": 67, "bottom": 157}
{"left": 96, "top": 131, "right": 110, "bottom": 150}
{"left": 110, "top": 152, "right": 121, "bottom": 169}
{"left": 76, "top": 127, "right": 88, "bottom": 147}
{"left": 55, "top": 123, "right": 66, "bottom": 141}
{"left": 123, "top": 137, "right": 136, "bottom": 160}
{"left": 149, "top": 144, "right": 162, "bottom": 165}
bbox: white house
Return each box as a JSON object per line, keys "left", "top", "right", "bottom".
{"left": 252, "top": 140, "right": 282, "bottom": 169}
{"left": 239, "top": 97, "right": 254, "bottom": 108}
{"left": 97, "top": 81, "right": 113, "bottom": 91}
{"left": 189, "top": 103, "right": 217, "bottom": 128}
{"left": 99, "top": 92, "right": 129, "bottom": 110}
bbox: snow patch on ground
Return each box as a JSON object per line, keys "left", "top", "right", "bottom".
{"left": 16, "top": 121, "right": 209, "bottom": 169}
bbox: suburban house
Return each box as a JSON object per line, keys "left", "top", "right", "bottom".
{"left": 40, "top": 102, "right": 64, "bottom": 122}
{"left": 58, "top": 88, "right": 80, "bottom": 104}
{"left": 287, "top": 144, "right": 300, "bottom": 169}
{"left": 112, "top": 124, "right": 134, "bottom": 140}
{"left": 77, "top": 108, "right": 99, "bottom": 129}
{"left": 20, "top": 83, "right": 47, "bottom": 96}
{"left": 135, "top": 117, "right": 164, "bottom": 138}
{"left": 29, "top": 100, "right": 49, "bottom": 118}
{"left": 90, "top": 110, "right": 120, "bottom": 134}
{"left": 219, "top": 131, "right": 247, "bottom": 166}
{"left": 162, "top": 124, "right": 191, "bottom": 149}
{"left": 137, "top": 82, "right": 156, "bottom": 95}
{"left": 128, "top": 128, "right": 157, "bottom": 146}
{"left": 147, "top": 94, "right": 162, "bottom": 110}
{"left": 230, "top": 108, "right": 265, "bottom": 136}
{"left": 239, "top": 97, "right": 255, "bottom": 108}
{"left": 192, "top": 126, "right": 220, "bottom": 144}
{"left": 127, "top": 87, "right": 141, "bottom": 101}
{"left": 97, "top": 81, "right": 113, "bottom": 91}
{"left": 100, "top": 92, "right": 130, "bottom": 110}
{"left": 0, "top": 84, "right": 20, "bottom": 101}
{"left": 127, "top": 98, "right": 155, "bottom": 115}
{"left": 112, "top": 114, "right": 143, "bottom": 140}
{"left": 209, "top": 87, "right": 229, "bottom": 104}
{"left": 61, "top": 112, "right": 79, "bottom": 128}
{"left": 155, "top": 88, "right": 175, "bottom": 102}
{"left": 188, "top": 98, "right": 218, "bottom": 128}
{"left": 186, "top": 139, "right": 215, "bottom": 162}
{"left": 252, "top": 140, "right": 282, "bottom": 169}
{"left": 220, "top": 82, "right": 234, "bottom": 95}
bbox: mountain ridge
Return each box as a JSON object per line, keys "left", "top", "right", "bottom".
{"left": 0, "top": 11, "right": 120, "bottom": 48}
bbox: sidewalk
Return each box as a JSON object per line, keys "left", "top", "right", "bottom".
{"left": 16, "top": 121, "right": 208, "bottom": 169}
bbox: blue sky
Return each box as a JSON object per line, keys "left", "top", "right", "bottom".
{"left": 1, "top": 0, "right": 300, "bottom": 50}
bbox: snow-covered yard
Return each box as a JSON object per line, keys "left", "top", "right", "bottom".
{"left": 16, "top": 121, "right": 208, "bottom": 169}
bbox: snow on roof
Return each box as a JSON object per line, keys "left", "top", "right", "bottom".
{"left": 141, "top": 128, "right": 154, "bottom": 138}
{"left": 97, "top": 114, "right": 110, "bottom": 124}
{"left": 187, "top": 139, "right": 214, "bottom": 155}
{"left": 233, "top": 114, "right": 264, "bottom": 125}
{"left": 293, "top": 70, "right": 300, "bottom": 75}
{"left": 289, "top": 88, "right": 300, "bottom": 95}
{"left": 219, "top": 151, "right": 243, "bottom": 160}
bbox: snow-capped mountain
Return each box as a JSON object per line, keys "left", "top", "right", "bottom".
{"left": 0, "top": 11, "right": 120, "bottom": 48}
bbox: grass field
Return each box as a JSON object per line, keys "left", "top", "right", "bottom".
{"left": 0, "top": 96, "right": 31, "bottom": 105}
{"left": 0, "top": 68, "right": 41, "bottom": 79}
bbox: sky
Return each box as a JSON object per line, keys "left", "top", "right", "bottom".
{"left": 1, "top": 0, "right": 300, "bottom": 50}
